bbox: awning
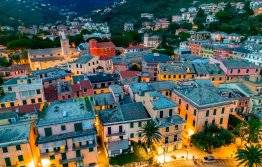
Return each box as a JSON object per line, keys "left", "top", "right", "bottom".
{"left": 42, "top": 140, "right": 66, "bottom": 149}
{"left": 54, "top": 140, "right": 66, "bottom": 147}
{"left": 73, "top": 135, "right": 93, "bottom": 143}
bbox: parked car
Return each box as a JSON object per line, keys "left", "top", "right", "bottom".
{"left": 203, "top": 156, "right": 215, "bottom": 162}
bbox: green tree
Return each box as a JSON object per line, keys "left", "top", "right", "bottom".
{"left": 235, "top": 144, "right": 262, "bottom": 167}
{"left": 7, "top": 39, "right": 33, "bottom": 49}
{"left": 246, "top": 118, "right": 262, "bottom": 144}
{"left": 191, "top": 124, "right": 233, "bottom": 153}
{"left": 138, "top": 120, "right": 162, "bottom": 149}
{"left": 11, "top": 55, "right": 21, "bottom": 64}
{"left": 244, "top": 1, "right": 254, "bottom": 16}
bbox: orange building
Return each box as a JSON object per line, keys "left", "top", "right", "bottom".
{"left": 89, "top": 39, "right": 116, "bottom": 57}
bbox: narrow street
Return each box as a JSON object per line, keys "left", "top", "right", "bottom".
{"left": 97, "top": 144, "right": 110, "bottom": 167}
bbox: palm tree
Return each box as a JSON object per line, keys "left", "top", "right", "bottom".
{"left": 235, "top": 144, "right": 262, "bottom": 167}
{"left": 138, "top": 120, "right": 162, "bottom": 149}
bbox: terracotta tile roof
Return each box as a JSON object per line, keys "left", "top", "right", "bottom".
{"left": 0, "top": 64, "right": 27, "bottom": 72}
{"left": 99, "top": 56, "right": 112, "bottom": 61}
{"left": 0, "top": 103, "right": 41, "bottom": 114}
{"left": 79, "top": 80, "right": 93, "bottom": 89}
{"left": 71, "top": 84, "right": 81, "bottom": 92}
{"left": 97, "top": 42, "right": 115, "bottom": 48}
{"left": 126, "top": 45, "right": 147, "bottom": 50}
{"left": 44, "top": 85, "right": 58, "bottom": 102}
{"left": 120, "top": 71, "right": 140, "bottom": 79}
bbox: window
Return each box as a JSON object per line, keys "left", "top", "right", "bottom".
{"left": 2, "top": 147, "right": 8, "bottom": 153}
{"left": 76, "top": 150, "right": 81, "bottom": 157}
{"left": 185, "top": 114, "right": 188, "bottom": 121}
{"left": 138, "top": 133, "right": 142, "bottom": 138}
{"left": 193, "top": 109, "right": 197, "bottom": 116}
{"left": 74, "top": 123, "right": 83, "bottom": 132}
{"left": 5, "top": 157, "right": 11, "bottom": 166}
{"left": 130, "top": 122, "right": 134, "bottom": 128}
{"left": 1, "top": 103, "right": 5, "bottom": 108}
{"left": 178, "top": 108, "right": 180, "bottom": 114}
{"left": 160, "top": 111, "right": 163, "bottom": 118}
{"left": 237, "top": 69, "right": 240, "bottom": 73}
{"left": 178, "top": 99, "right": 181, "bottom": 104}
{"left": 166, "top": 127, "right": 169, "bottom": 132}
{"left": 61, "top": 153, "right": 67, "bottom": 160}
{"left": 44, "top": 127, "right": 52, "bottom": 136}
{"left": 130, "top": 133, "right": 134, "bottom": 138}
{"left": 186, "top": 104, "right": 189, "bottom": 110}
{"left": 16, "top": 145, "right": 21, "bottom": 151}
{"left": 175, "top": 125, "right": 178, "bottom": 130}
{"left": 230, "top": 69, "right": 233, "bottom": 74}
{"left": 36, "top": 89, "right": 41, "bottom": 94}
{"left": 221, "top": 107, "right": 225, "bottom": 114}
{"left": 206, "top": 110, "right": 209, "bottom": 117}
{"left": 246, "top": 69, "right": 249, "bottom": 73}
{"left": 22, "top": 100, "right": 27, "bottom": 105}
{"left": 38, "top": 98, "right": 42, "bottom": 102}
{"left": 174, "top": 135, "right": 177, "bottom": 141}
{"left": 108, "top": 127, "right": 111, "bottom": 134}
{"left": 193, "top": 120, "right": 195, "bottom": 127}
{"left": 31, "top": 99, "right": 35, "bottom": 104}
{"left": 212, "top": 119, "right": 215, "bottom": 124}
{"left": 138, "top": 122, "right": 142, "bottom": 127}
{"left": 61, "top": 125, "right": 66, "bottom": 131}
{"left": 213, "top": 109, "right": 217, "bottom": 115}
{"left": 89, "top": 147, "right": 94, "bottom": 152}
{"left": 169, "top": 109, "right": 172, "bottom": 116}
{"left": 18, "top": 155, "right": 24, "bottom": 162}
{"left": 10, "top": 102, "right": 14, "bottom": 107}
{"left": 165, "top": 137, "right": 168, "bottom": 144}
{"left": 220, "top": 118, "right": 223, "bottom": 124}
{"left": 50, "top": 155, "right": 55, "bottom": 160}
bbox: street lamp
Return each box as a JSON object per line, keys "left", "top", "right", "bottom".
{"left": 186, "top": 148, "right": 189, "bottom": 159}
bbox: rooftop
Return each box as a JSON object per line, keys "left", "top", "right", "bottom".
{"left": 147, "top": 91, "right": 177, "bottom": 110}
{"left": 98, "top": 102, "right": 150, "bottom": 125}
{"left": 174, "top": 80, "right": 232, "bottom": 109}
{"left": 37, "top": 98, "right": 95, "bottom": 127}
{"left": 109, "top": 85, "right": 123, "bottom": 95}
{"left": 144, "top": 53, "right": 172, "bottom": 63}
{"left": 130, "top": 81, "right": 175, "bottom": 94}
{"left": 0, "top": 122, "right": 31, "bottom": 147}
{"left": 0, "top": 93, "right": 17, "bottom": 102}
{"left": 73, "top": 54, "right": 95, "bottom": 64}
{"left": 86, "top": 73, "right": 115, "bottom": 83}
{"left": 0, "top": 111, "right": 17, "bottom": 120}
{"left": 94, "top": 93, "right": 115, "bottom": 106}
{"left": 222, "top": 59, "right": 259, "bottom": 69}
{"left": 119, "top": 71, "right": 140, "bottom": 79}
{"left": 157, "top": 115, "right": 185, "bottom": 128}
{"left": 158, "top": 63, "right": 196, "bottom": 75}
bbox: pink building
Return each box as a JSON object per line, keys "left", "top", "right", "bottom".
{"left": 36, "top": 98, "right": 98, "bottom": 167}
{"left": 209, "top": 58, "right": 260, "bottom": 77}
{"left": 0, "top": 64, "right": 29, "bottom": 80}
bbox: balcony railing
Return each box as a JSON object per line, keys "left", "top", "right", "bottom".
{"left": 40, "top": 147, "right": 68, "bottom": 157}
{"left": 106, "top": 131, "right": 126, "bottom": 137}
{"left": 72, "top": 142, "right": 96, "bottom": 150}
{"left": 60, "top": 155, "right": 84, "bottom": 164}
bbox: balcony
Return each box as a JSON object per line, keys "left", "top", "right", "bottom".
{"left": 72, "top": 141, "right": 96, "bottom": 151}
{"left": 40, "top": 147, "right": 68, "bottom": 157}
{"left": 106, "top": 131, "right": 126, "bottom": 137}
{"left": 60, "top": 155, "right": 84, "bottom": 164}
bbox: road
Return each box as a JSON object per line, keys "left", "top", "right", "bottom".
{"left": 164, "top": 159, "right": 237, "bottom": 167}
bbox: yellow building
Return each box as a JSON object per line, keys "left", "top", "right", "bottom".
{"left": 28, "top": 32, "right": 80, "bottom": 70}
{"left": 0, "top": 122, "right": 39, "bottom": 167}
{"left": 171, "top": 80, "right": 232, "bottom": 141}
{"left": 135, "top": 91, "right": 185, "bottom": 154}
{"left": 157, "top": 63, "right": 197, "bottom": 82}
